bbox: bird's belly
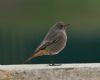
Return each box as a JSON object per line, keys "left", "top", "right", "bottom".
{"left": 47, "top": 34, "right": 67, "bottom": 55}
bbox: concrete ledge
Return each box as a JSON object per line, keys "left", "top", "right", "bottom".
{"left": 0, "top": 63, "right": 100, "bottom": 80}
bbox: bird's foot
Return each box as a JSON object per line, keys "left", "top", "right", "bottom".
{"left": 49, "top": 63, "right": 62, "bottom": 66}
{"left": 49, "top": 60, "right": 62, "bottom": 66}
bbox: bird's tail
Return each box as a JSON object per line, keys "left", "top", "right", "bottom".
{"left": 23, "top": 56, "right": 33, "bottom": 64}
{"left": 23, "top": 50, "right": 48, "bottom": 64}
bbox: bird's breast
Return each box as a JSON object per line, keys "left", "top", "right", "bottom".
{"left": 47, "top": 31, "right": 67, "bottom": 55}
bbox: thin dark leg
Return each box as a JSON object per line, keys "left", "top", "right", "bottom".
{"left": 49, "top": 55, "right": 62, "bottom": 66}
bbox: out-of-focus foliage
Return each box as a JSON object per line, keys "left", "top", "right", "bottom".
{"left": 0, "top": 0, "right": 100, "bottom": 64}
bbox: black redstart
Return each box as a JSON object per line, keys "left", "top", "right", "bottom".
{"left": 23, "top": 21, "right": 70, "bottom": 65}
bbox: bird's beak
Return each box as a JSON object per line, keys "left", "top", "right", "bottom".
{"left": 65, "top": 24, "right": 70, "bottom": 27}
{"left": 64, "top": 24, "right": 70, "bottom": 30}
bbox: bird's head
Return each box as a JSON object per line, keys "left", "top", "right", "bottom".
{"left": 53, "top": 21, "right": 70, "bottom": 31}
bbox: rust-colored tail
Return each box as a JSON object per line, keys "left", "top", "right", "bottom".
{"left": 23, "top": 50, "right": 48, "bottom": 64}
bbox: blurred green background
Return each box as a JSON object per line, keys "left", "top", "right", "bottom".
{"left": 0, "top": 0, "right": 100, "bottom": 64}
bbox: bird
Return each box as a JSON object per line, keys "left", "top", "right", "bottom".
{"left": 23, "top": 21, "right": 70, "bottom": 65}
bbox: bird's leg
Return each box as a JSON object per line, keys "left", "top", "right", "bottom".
{"left": 49, "top": 54, "right": 55, "bottom": 66}
{"left": 49, "top": 54, "right": 62, "bottom": 66}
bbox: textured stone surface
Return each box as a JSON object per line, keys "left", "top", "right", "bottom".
{"left": 0, "top": 64, "right": 100, "bottom": 80}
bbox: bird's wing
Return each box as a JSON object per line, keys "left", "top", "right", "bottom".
{"left": 23, "top": 40, "right": 55, "bottom": 64}
{"left": 35, "top": 41, "right": 51, "bottom": 52}
{"left": 35, "top": 35, "right": 61, "bottom": 53}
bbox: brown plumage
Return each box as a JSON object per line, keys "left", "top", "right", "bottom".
{"left": 23, "top": 50, "right": 48, "bottom": 63}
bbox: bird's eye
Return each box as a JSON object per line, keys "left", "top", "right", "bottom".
{"left": 60, "top": 24, "right": 63, "bottom": 27}
{"left": 59, "top": 24, "right": 64, "bottom": 29}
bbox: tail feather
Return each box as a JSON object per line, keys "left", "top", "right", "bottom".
{"left": 23, "top": 56, "right": 33, "bottom": 64}
{"left": 23, "top": 50, "right": 48, "bottom": 64}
